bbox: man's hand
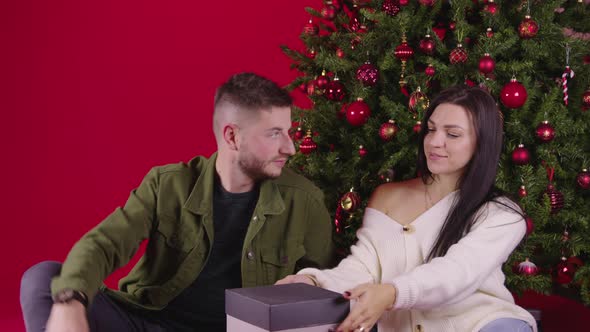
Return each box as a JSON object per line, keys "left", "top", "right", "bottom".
{"left": 46, "top": 301, "right": 89, "bottom": 332}
{"left": 335, "top": 283, "right": 396, "bottom": 332}
{"left": 274, "top": 274, "right": 316, "bottom": 286}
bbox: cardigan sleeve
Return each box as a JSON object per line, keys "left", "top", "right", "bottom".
{"left": 297, "top": 211, "right": 383, "bottom": 294}
{"left": 391, "top": 201, "right": 526, "bottom": 310}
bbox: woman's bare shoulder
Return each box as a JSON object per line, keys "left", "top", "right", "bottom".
{"left": 368, "top": 178, "right": 423, "bottom": 211}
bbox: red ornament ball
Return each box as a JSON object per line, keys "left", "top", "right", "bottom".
{"left": 321, "top": 5, "right": 337, "bottom": 20}
{"left": 584, "top": 55, "right": 590, "bottom": 65}
{"left": 358, "top": 145, "right": 368, "bottom": 157}
{"left": 518, "top": 15, "right": 539, "bottom": 39}
{"left": 399, "top": 0, "right": 409, "bottom": 5}
{"left": 554, "top": 257, "right": 576, "bottom": 284}
{"left": 299, "top": 131, "right": 317, "bottom": 155}
{"left": 449, "top": 21, "right": 457, "bottom": 30}
{"left": 419, "top": 34, "right": 436, "bottom": 55}
{"left": 500, "top": 79, "right": 527, "bottom": 108}
{"left": 315, "top": 72, "right": 329, "bottom": 90}
{"left": 325, "top": 79, "right": 346, "bottom": 101}
{"left": 379, "top": 120, "right": 399, "bottom": 141}
{"left": 336, "top": 48, "right": 345, "bottom": 58}
{"left": 511, "top": 144, "right": 530, "bottom": 165}
{"left": 303, "top": 19, "right": 319, "bottom": 36}
{"left": 413, "top": 121, "right": 422, "bottom": 134}
{"left": 483, "top": 0, "right": 498, "bottom": 15}
{"left": 382, "top": 0, "right": 401, "bottom": 16}
{"left": 425, "top": 64, "right": 436, "bottom": 77}
{"left": 356, "top": 62, "right": 380, "bottom": 87}
{"left": 449, "top": 44, "right": 468, "bottom": 64}
{"left": 577, "top": 169, "right": 590, "bottom": 189}
{"left": 294, "top": 127, "right": 304, "bottom": 140}
{"left": 306, "top": 81, "right": 316, "bottom": 96}
{"left": 519, "top": 185, "right": 528, "bottom": 198}
{"left": 582, "top": 90, "right": 590, "bottom": 107}
{"left": 535, "top": 121, "right": 555, "bottom": 142}
{"left": 394, "top": 41, "right": 414, "bottom": 61}
{"left": 543, "top": 184, "right": 564, "bottom": 214}
{"left": 478, "top": 53, "right": 495, "bottom": 74}
{"left": 306, "top": 48, "right": 316, "bottom": 59}
{"left": 486, "top": 27, "right": 494, "bottom": 38}
{"left": 518, "top": 258, "right": 539, "bottom": 276}
{"left": 525, "top": 216, "right": 534, "bottom": 236}
{"left": 346, "top": 99, "right": 371, "bottom": 126}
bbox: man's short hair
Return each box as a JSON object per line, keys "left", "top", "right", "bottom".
{"left": 214, "top": 73, "right": 292, "bottom": 110}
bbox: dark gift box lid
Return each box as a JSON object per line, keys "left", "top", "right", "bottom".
{"left": 225, "top": 283, "right": 349, "bottom": 331}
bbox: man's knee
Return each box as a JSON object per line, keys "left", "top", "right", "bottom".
{"left": 20, "top": 261, "right": 62, "bottom": 301}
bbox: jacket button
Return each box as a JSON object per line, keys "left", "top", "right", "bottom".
{"left": 252, "top": 216, "right": 258, "bottom": 222}
{"left": 247, "top": 251, "right": 255, "bottom": 260}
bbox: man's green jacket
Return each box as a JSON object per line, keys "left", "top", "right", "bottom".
{"left": 51, "top": 153, "right": 334, "bottom": 310}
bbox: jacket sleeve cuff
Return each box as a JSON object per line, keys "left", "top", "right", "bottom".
{"left": 51, "top": 276, "right": 97, "bottom": 306}
{"left": 390, "top": 275, "right": 419, "bottom": 310}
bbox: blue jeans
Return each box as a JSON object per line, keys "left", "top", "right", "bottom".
{"left": 480, "top": 318, "right": 533, "bottom": 332}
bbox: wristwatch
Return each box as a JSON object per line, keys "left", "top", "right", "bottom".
{"left": 52, "top": 289, "right": 88, "bottom": 307}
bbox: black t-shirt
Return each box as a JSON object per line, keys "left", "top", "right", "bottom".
{"left": 151, "top": 176, "right": 259, "bottom": 332}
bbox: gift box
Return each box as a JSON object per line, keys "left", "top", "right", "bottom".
{"left": 225, "top": 283, "right": 350, "bottom": 332}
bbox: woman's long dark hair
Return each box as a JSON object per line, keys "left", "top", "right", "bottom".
{"left": 417, "top": 85, "right": 506, "bottom": 261}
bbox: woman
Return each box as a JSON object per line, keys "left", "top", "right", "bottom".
{"left": 277, "top": 86, "right": 536, "bottom": 332}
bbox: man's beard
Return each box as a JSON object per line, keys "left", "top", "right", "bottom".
{"left": 238, "top": 153, "right": 281, "bottom": 182}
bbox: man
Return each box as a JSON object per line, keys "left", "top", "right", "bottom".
{"left": 20, "top": 73, "right": 334, "bottom": 332}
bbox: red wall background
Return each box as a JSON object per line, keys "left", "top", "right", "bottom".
{"left": 2, "top": 1, "right": 589, "bottom": 331}
{"left": 1, "top": 0, "right": 320, "bottom": 329}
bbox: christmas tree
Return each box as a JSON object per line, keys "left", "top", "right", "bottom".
{"left": 283, "top": 0, "right": 590, "bottom": 304}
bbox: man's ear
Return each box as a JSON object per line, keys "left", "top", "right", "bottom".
{"left": 222, "top": 124, "right": 239, "bottom": 151}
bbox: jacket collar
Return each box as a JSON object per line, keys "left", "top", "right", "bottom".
{"left": 184, "top": 152, "right": 285, "bottom": 216}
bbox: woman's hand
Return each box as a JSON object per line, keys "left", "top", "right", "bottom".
{"left": 274, "top": 274, "right": 317, "bottom": 286}
{"left": 335, "top": 283, "right": 396, "bottom": 332}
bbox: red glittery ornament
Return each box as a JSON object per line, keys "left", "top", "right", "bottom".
{"left": 382, "top": 0, "right": 401, "bottom": 16}
{"left": 582, "top": 89, "right": 590, "bottom": 107}
{"left": 356, "top": 62, "right": 380, "bottom": 87}
{"left": 500, "top": 78, "right": 527, "bottom": 108}
{"left": 379, "top": 120, "right": 399, "bottom": 141}
{"left": 518, "top": 15, "right": 539, "bottom": 39}
{"left": 535, "top": 121, "right": 555, "bottom": 143}
{"left": 449, "top": 44, "right": 468, "bottom": 64}
{"left": 511, "top": 144, "right": 530, "bottom": 165}
{"left": 346, "top": 99, "right": 371, "bottom": 126}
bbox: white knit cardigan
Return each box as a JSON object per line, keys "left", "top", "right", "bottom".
{"left": 299, "top": 192, "right": 537, "bottom": 332}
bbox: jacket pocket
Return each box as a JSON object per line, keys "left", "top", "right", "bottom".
{"left": 261, "top": 244, "right": 306, "bottom": 284}
{"left": 156, "top": 214, "right": 200, "bottom": 252}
